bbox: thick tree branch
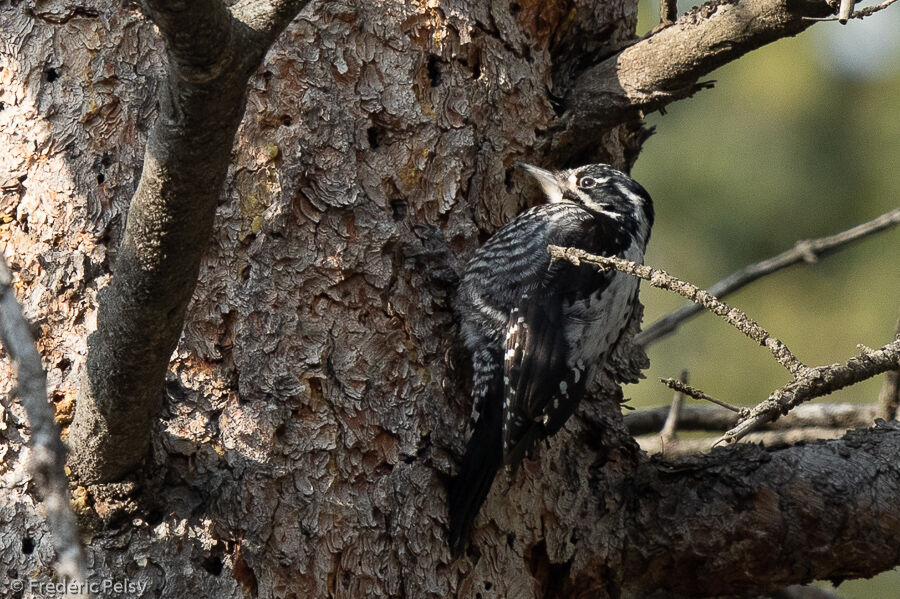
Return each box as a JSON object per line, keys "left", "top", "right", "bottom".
{"left": 625, "top": 402, "right": 879, "bottom": 435}
{"left": 232, "top": 0, "right": 313, "bottom": 44}
{"left": 622, "top": 422, "right": 900, "bottom": 596}
{"left": 637, "top": 208, "right": 900, "bottom": 347}
{"left": 0, "top": 260, "right": 88, "bottom": 592}
{"left": 68, "top": 0, "right": 310, "bottom": 483}
{"left": 138, "top": 0, "right": 234, "bottom": 75}
{"left": 559, "top": 0, "right": 835, "bottom": 136}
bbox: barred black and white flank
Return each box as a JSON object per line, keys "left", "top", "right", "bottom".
{"left": 448, "top": 162, "right": 654, "bottom": 554}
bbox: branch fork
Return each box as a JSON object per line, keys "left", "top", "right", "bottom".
{"left": 549, "top": 245, "right": 900, "bottom": 446}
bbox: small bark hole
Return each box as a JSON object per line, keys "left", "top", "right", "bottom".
{"left": 390, "top": 199, "right": 407, "bottom": 221}
{"left": 427, "top": 55, "right": 443, "bottom": 87}
{"left": 201, "top": 555, "right": 223, "bottom": 576}
{"left": 504, "top": 167, "right": 515, "bottom": 192}
{"left": 146, "top": 509, "right": 164, "bottom": 526}
{"left": 367, "top": 126, "right": 385, "bottom": 150}
{"left": 471, "top": 52, "right": 482, "bottom": 80}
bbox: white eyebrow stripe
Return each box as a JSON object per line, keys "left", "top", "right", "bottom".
{"left": 615, "top": 182, "right": 645, "bottom": 206}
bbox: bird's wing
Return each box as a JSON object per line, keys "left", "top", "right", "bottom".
{"left": 501, "top": 237, "right": 614, "bottom": 466}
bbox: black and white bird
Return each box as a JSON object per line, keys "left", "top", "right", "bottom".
{"left": 448, "top": 162, "right": 654, "bottom": 553}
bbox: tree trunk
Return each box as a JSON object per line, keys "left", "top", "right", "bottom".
{"left": 1, "top": 1, "right": 896, "bottom": 598}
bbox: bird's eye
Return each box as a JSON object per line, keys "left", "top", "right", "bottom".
{"left": 578, "top": 177, "right": 596, "bottom": 189}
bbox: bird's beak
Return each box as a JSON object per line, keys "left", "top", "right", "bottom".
{"left": 517, "top": 162, "right": 563, "bottom": 203}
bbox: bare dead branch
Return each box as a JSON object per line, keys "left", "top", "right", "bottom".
{"left": 623, "top": 422, "right": 900, "bottom": 596}
{"left": 878, "top": 310, "right": 900, "bottom": 420}
{"left": 554, "top": 0, "right": 837, "bottom": 156}
{"left": 718, "top": 339, "right": 900, "bottom": 445}
{"left": 659, "top": 370, "right": 687, "bottom": 444}
{"left": 0, "top": 260, "right": 88, "bottom": 593}
{"left": 879, "top": 366, "right": 900, "bottom": 420}
{"left": 625, "top": 402, "right": 880, "bottom": 435}
{"left": 659, "top": 0, "right": 678, "bottom": 25}
{"left": 548, "top": 245, "right": 806, "bottom": 375}
{"left": 548, "top": 245, "right": 898, "bottom": 447}
{"left": 68, "top": 0, "right": 311, "bottom": 483}
{"left": 660, "top": 377, "right": 745, "bottom": 413}
{"left": 637, "top": 208, "right": 900, "bottom": 347}
{"left": 804, "top": 0, "right": 900, "bottom": 22}
{"left": 838, "top": 0, "right": 855, "bottom": 23}
{"left": 637, "top": 426, "right": 850, "bottom": 456}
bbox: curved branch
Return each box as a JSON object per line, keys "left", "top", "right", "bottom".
{"left": 622, "top": 422, "right": 900, "bottom": 596}
{"left": 68, "top": 0, "right": 311, "bottom": 483}
{"left": 552, "top": 0, "right": 838, "bottom": 157}
{"left": 0, "top": 260, "right": 87, "bottom": 590}
{"left": 637, "top": 208, "right": 900, "bottom": 347}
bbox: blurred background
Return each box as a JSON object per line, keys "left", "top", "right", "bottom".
{"left": 629, "top": 1, "right": 900, "bottom": 596}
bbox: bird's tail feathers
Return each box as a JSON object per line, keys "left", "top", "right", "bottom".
{"left": 447, "top": 400, "right": 503, "bottom": 556}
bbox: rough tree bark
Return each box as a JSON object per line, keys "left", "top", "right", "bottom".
{"left": 1, "top": 1, "right": 897, "bottom": 598}
{"left": 66, "top": 0, "right": 312, "bottom": 484}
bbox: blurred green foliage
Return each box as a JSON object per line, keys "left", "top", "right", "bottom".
{"left": 630, "top": 1, "right": 899, "bottom": 409}
{"left": 628, "top": 2, "right": 900, "bottom": 596}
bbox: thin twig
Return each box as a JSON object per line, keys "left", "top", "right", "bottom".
{"left": 624, "top": 402, "right": 879, "bottom": 435}
{"left": 660, "top": 370, "right": 687, "bottom": 444}
{"left": 878, "top": 309, "right": 900, "bottom": 420}
{"left": 838, "top": 0, "right": 855, "bottom": 23}
{"left": 659, "top": 378, "right": 746, "bottom": 414}
{"left": 716, "top": 339, "right": 900, "bottom": 445}
{"left": 548, "top": 245, "right": 807, "bottom": 375}
{"left": 636, "top": 208, "right": 900, "bottom": 347}
{"left": 659, "top": 0, "right": 678, "bottom": 25}
{"left": 0, "top": 259, "right": 88, "bottom": 594}
{"left": 802, "top": 0, "right": 899, "bottom": 21}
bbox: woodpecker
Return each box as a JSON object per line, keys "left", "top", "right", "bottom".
{"left": 448, "top": 162, "right": 654, "bottom": 554}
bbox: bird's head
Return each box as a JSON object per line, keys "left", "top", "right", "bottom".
{"left": 518, "top": 162, "right": 654, "bottom": 238}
